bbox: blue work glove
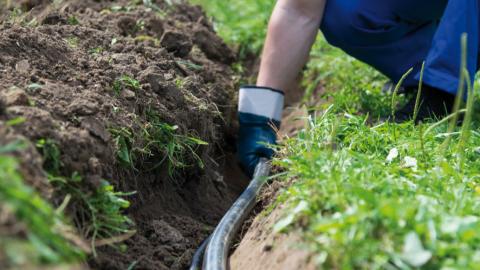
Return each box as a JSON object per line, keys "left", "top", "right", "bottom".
{"left": 237, "top": 86, "right": 284, "bottom": 177}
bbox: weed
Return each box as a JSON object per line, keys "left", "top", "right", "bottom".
{"left": 413, "top": 62, "right": 426, "bottom": 123}
{"left": 274, "top": 105, "right": 480, "bottom": 268}
{"left": 441, "top": 34, "right": 469, "bottom": 154}
{"left": 174, "top": 77, "right": 185, "bottom": 88}
{"left": 67, "top": 16, "right": 79, "bottom": 25}
{"left": 36, "top": 138, "right": 62, "bottom": 175}
{"left": 0, "top": 142, "right": 85, "bottom": 266}
{"left": 190, "top": 0, "right": 274, "bottom": 56}
{"left": 134, "top": 35, "right": 160, "bottom": 46}
{"left": 142, "top": 109, "right": 208, "bottom": 175}
{"left": 135, "top": 19, "right": 145, "bottom": 32}
{"left": 110, "top": 127, "right": 135, "bottom": 168}
{"left": 48, "top": 173, "right": 135, "bottom": 256}
{"left": 7, "top": 8, "right": 22, "bottom": 24}
{"left": 0, "top": 139, "right": 26, "bottom": 154}
{"left": 27, "top": 83, "right": 44, "bottom": 92}
{"left": 176, "top": 60, "right": 203, "bottom": 71}
{"left": 113, "top": 75, "right": 141, "bottom": 95}
{"left": 88, "top": 47, "right": 104, "bottom": 55}
{"left": 390, "top": 67, "right": 413, "bottom": 121}
{"left": 33, "top": 138, "right": 134, "bottom": 255}
{"left": 65, "top": 36, "right": 79, "bottom": 48}
{"left": 110, "top": 109, "right": 208, "bottom": 176}
{"left": 6, "top": 117, "right": 26, "bottom": 127}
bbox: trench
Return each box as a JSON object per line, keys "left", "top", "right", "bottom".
{"left": 0, "top": 0, "right": 253, "bottom": 269}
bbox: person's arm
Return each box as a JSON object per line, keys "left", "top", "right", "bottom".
{"left": 237, "top": 0, "right": 326, "bottom": 177}
{"left": 257, "top": 0, "right": 327, "bottom": 91}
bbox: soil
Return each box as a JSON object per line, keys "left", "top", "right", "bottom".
{"left": 230, "top": 203, "right": 315, "bottom": 270}
{"left": 0, "top": 0, "right": 247, "bottom": 269}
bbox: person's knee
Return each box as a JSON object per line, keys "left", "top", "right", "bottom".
{"left": 320, "top": 1, "right": 360, "bottom": 47}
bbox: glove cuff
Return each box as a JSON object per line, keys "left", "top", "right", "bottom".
{"left": 238, "top": 85, "right": 284, "bottom": 123}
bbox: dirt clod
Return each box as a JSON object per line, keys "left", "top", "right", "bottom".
{"left": 0, "top": 88, "right": 29, "bottom": 106}
{"left": 161, "top": 31, "right": 192, "bottom": 57}
{"left": 193, "top": 25, "right": 235, "bottom": 64}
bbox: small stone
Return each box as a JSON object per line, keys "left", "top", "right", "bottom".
{"left": 15, "top": 60, "right": 30, "bottom": 74}
{"left": 121, "top": 89, "right": 136, "bottom": 100}
{"left": 68, "top": 98, "right": 99, "bottom": 116}
{"left": 263, "top": 244, "right": 273, "bottom": 252}
{"left": 1, "top": 88, "right": 29, "bottom": 106}
{"left": 111, "top": 53, "right": 135, "bottom": 65}
{"left": 164, "top": 73, "right": 174, "bottom": 81}
{"left": 41, "top": 12, "right": 67, "bottom": 25}
{"left": 88, "top": 157, "right": 102, "bottom": 175}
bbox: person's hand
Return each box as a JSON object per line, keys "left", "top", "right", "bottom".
{"left": 237, "top": 86, "right": 284, "bottom": 177}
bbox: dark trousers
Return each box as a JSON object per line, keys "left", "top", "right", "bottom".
{"left": 321, "top": 0, "right": 478, "bottom": 94}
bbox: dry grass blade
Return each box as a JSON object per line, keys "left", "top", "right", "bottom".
{"left": 93, "top": 230, "right": 137, "bottom": 247}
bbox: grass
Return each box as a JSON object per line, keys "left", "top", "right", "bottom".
{"left": 110, "top": 109, "right": 208, "bottom": 177}
{"left": 273, "top": 104, "right": 480, "bottom": 269}
{"left": 65, "top": 36, "right": 79, "bottom": 48}
{"left": 270, "top": 34, "right": 480, "bottom": 270}
{"left": 48, "top": 173, "right": 135, "bottom": 256}
{"left": 0, "top": 141, "right": 85, "bottom": 267}
{"left": 67, "top": 15, "right": 79, "bottom": 25}
{"left": 113, "top": 75, "right": 141, "bottom": 95}
{"left": 189, "top": 0, "right": 274, "bottom": 57}
{"left": 35, "top": 138, "right": 135, "bottom": 256}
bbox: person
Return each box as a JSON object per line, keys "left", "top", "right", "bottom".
{"left": 237, "top": 0, "right": 479, "bottom": 176}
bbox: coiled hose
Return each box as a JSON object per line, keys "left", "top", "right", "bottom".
{"left": 189, "top": 158, "right": 270, "bottom": 270}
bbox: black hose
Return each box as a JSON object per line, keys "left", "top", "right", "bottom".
{"left": 189, "top": 158, "right": 270, "bottom": 270}
{"left": 203, "top": 158, "right": 270, "bottom": 270}
{"left": 189, "top": 235, "right": 211, "bottom": 270}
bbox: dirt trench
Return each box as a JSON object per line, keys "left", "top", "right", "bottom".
{"left": 0, "top": 0, "right": 248, "bottom": 269}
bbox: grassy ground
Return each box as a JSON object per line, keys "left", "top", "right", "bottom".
{"left": 190, "top": 0, "right": 274, "bottom": 57}
{"left": 194, "top": 1, "right": 480, "bottom": 269}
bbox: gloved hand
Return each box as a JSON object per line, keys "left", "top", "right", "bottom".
{"left": 237, "top": 86, "right": 284, "bottom": 177}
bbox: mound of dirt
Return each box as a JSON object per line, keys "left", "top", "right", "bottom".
{"left": 0, "top": 0, "right": 245, "bottom": 269}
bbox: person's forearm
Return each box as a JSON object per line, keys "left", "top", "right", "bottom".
{"left": 257, "top": 0, "right": 326, "bottom": 92}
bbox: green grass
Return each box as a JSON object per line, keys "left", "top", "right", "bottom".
{"left": 113, "top": 75, "right": 141, "bottom": 95}
{"left": 189, "top": 0, "right": 274, "bottom": 56}
{"left": 35, "top": 138, "right": 134, "bottom": 256}
{"left": 270, "top": 37, "right": 480, "bottom": 270}
{"left": 0, "top": 141, "right": 85, "bottom": 267}
{"left": 274, "top": 104, "right": 480, "bottom": 269}
{"left": 48, "top": 173, "right": 135, "bottom": 256}
{"left": 110, "top": 109, "right": 208, "bottom": 177}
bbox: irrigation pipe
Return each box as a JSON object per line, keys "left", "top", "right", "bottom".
{"left": 189, "top": 158, "right": 270, "bottom": 270}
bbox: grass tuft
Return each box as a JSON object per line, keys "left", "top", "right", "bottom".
{"left": 0, "top": 142, "right": 85, "bottom": 267}
{"left": 113, "top": 75, "right": 141, "bottom": 95}
{"left": 110, "top": 109, "right": 208, "bottom": 177}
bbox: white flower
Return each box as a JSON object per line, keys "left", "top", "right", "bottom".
{"left": 401, "top": 232, "right": 432, "bottom": 267}
{"left": 403, "top": 156, "right": 417, "bottom": 170}
{"left": 386, "top": 148, "right": 399, "bottom": 163}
